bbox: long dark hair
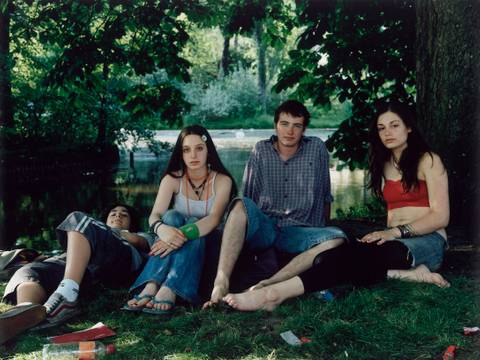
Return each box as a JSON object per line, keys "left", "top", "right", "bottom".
{"left": 162, "top": 124, "right": 238, "bottom": 200}
{"left": 368, "top": 100, "right": 432, "bottom": 198}
{"left": 101, "top": 203, "right": 141, "bottom": 233}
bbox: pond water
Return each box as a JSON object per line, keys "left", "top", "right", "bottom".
{"left": 2, "top": 129, "right": 367, "bottom": 251}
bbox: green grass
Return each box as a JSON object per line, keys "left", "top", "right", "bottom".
{"left": 2, "top": 276, "right": 479, "bottom": 359}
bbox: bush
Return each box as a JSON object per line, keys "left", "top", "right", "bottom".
{"left": 182, "top": 68, "right": 261, "bottom": 123}
{"left": 335, "top": 197, "right": 385, "bottom": 221}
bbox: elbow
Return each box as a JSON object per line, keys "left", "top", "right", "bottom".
{"left": 440, "top": 215, "right": 449, "bottom": 229}
{"left": 437, "top": 212, "right": 450, "bottom": 229}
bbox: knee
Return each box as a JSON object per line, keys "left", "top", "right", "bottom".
{"left": 66, "top": 211, "right": 86, "bottom": 220}
{"left": 186, "top": 216, "right": 199, "bottom": 225}
{"left": 229, "top": 200, "right": 247, "bottom": 222}
{"left": 312, "top": 242, "right": 346, "bottom": 267}
{"left": 328, "top": 237, "right": 345, "bottom": 248}
{"left": 162, "top": 210, "right": 186, "bottom": 228}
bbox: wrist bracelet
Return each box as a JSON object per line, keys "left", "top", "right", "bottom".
{"left": 149, "top": 219, "right": 163, "bottom": 233}
{"left": 397, "top": 224, "right": 413, "bottom": 238}
{"left": 179, "top": 223, "right": 200, "bottom": 240}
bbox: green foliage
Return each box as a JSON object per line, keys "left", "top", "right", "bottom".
{"left": 1, "top": 276, "right": 479, "bottom": 359}
{"left": 335, "top": 197, "right": 386, "bottom": 221}
{"left": 5, "top": 0, "right": 194, "bottom": 150}
{"left": 275, "top": 0, "right": 416, "bottom": 169}
{"left": 182, "top": 67, "right": 289, "bottom": 124}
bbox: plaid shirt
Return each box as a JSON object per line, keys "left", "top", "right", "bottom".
{"left": 242, "top": 135, "right": 333, "bottom": 227}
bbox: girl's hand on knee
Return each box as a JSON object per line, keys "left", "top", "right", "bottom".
{"left": 156, "top": 225, "right": 186, "bottom": 249}
{"left": 359, "top": 230, "right": 396, "bottom": 245}
{"left": 149, "top": 239, "right": 175, "bottom": 257}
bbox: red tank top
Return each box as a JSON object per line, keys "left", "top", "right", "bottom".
{"left": 383, "top": 179, "right": 430, "bottom": 210}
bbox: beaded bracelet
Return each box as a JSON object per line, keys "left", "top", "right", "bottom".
{"left": 397, "top": 224, "right": 416, "bottom": 238}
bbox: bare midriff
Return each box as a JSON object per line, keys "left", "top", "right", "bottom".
{"left": 387, "top": 206, "right": 446, "bottom": 239}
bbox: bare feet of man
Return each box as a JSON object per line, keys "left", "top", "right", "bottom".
{"left": 202, "top": 282, "right": 229, "bottom": 309}
{"left": 388, "top": 264, "right": 450, "bottom": 288}
{"left": 223, "top": 287, "right": 281, "bottom": 312}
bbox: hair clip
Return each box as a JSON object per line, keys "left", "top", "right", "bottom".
{"left": 201, "top": 135, "right": 207, "bottom": 142}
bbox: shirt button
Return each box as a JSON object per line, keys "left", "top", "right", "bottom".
{"left": 284, "top": 194, "right": 288, "bottom": 198}
{"left": 284, "top": 178, "right": 288, "bottom": 182}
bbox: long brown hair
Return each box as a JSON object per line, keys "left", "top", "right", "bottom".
{"left": 163, "top": 124, "right": 238, "bottom": 200}
{"left": 368, "top": 100, "right": 432, "bottom": 198}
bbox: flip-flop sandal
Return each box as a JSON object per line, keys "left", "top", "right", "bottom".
{"left": 121, "top": 294, "right": 153, "bottom": 312}
{"left": 142, "top": 299, "right": 174, "bottom": 315}
{"left": 0, "top": 304, "right": 46, "bottom": 344}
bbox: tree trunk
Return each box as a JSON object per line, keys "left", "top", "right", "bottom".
{"left": 96, "top": 62, "right": 109, "bottom": 149}
{"left": 220, "top": 34, "right": 230, "bottom": 77}
{"left": 416, "top": 0, "right": 480, "bottom": 241}
{"left": 255, "top": 20, "right": 267, "bottom": 114}
{"left": 0, "top": 0, "right": 13, "bottom": 128}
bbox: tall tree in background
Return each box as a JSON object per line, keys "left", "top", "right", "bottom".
{"left": 197, "top": 0, "right": 292, "bottom": 107}
{"left": 5, "top": 0, "right": 193, "bottom": 149}
{"left": 416, "top": 0, "right": 480, "bottom": 235}
{"left": 275, "top": 0, "right": 415, "bottom": 169}
{"left": 0, "top": 0, "right": 13, "bottom": 128}
{"left": 254, "top": 20, "right": 267, "bottom": 113}
{"left": 277, "top": 0, "right": 478, "bottom": 231}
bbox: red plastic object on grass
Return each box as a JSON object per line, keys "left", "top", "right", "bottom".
{"left": 48, "top": 322, "right": 116, "bottom": 344}
{"left": 300, "top": 336, "right": 312, "bottom": 343}
{"left": 442, "top": 345, "right": 457, "bottom": 360}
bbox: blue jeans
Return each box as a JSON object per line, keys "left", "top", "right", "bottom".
{"left": 239, "top": 197, "right": 346, "bottom": 253}
{"left": 395, "top": 231, "right": 447, "bottom": 271}
{"left": 129, "top": 210, "right": 205, "bottom": 304}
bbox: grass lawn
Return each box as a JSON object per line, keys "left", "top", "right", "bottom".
{"left": 1, "top": 270, "right": 479, "bottom": 359}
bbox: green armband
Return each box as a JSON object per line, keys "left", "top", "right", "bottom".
{"left": 179, "top": 223, "right": 200, "bottom": 240}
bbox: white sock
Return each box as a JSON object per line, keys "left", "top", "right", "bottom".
{"left": 55, "top": 279, "right": 80, "bottom": 302}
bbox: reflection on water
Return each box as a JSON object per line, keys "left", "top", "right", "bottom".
{"left": 2, "top": 131, "right": 368, "bottom": 251}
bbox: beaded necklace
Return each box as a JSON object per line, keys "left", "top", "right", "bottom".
{"left": 392, "top": 156, "right": 401, "bottom": 172}
{"left": 185, "top": 171, "right": 210, "bottom": 218}
{"left": 187, "top": 176, "right": 208, "bottom": 200}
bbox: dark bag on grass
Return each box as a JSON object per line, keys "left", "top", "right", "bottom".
{"left": 0, "top": 249, "right": 45, "bottom": 281}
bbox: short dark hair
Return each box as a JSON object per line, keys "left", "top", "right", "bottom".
{"left": 101, "top": 203, "right": 141, "bottom": 233}
{"left": 274, "top": 100, "right": 310, "bottom": 127}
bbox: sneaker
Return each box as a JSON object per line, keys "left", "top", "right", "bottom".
{"left": 0, "top": 304, "right": 46, "bottom": 344}
{"left": 43, "top": 293, "right": 80, "bottom": 326}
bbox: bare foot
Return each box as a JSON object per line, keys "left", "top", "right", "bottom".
{"left": 388, "top": 265, "right": 450, "bottom": 288}
{"left": 202, "top": 283, "right": 229, "bottom": 309}
{"left": 147, "top": 286, "right": 176, "bottom": 311}
{"left": 249, "top": 280, "right": 270, "bottom": 291}
{"left": 223, "top": 287, "right": 282, "bottom": 312}
{"left": 127, "top": 282, "right": 158, "bottom": 309}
